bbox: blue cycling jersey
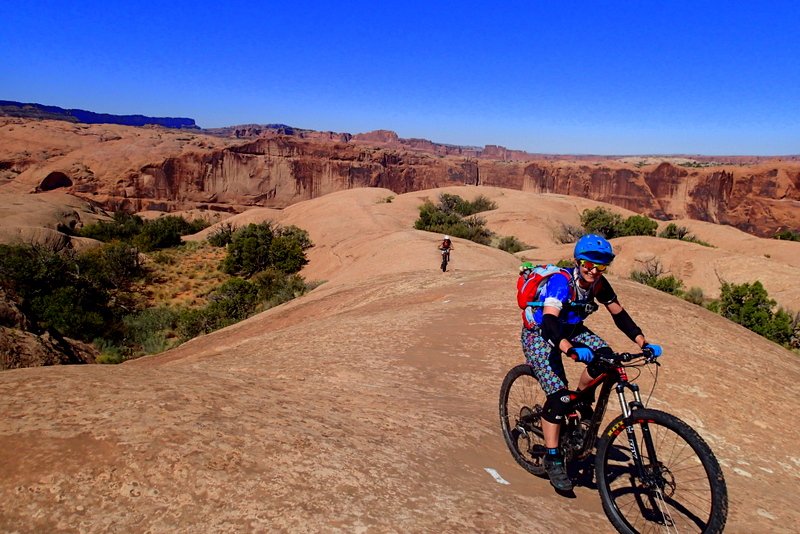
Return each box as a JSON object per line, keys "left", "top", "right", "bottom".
{"left": 531, "top": 268, "right": 615, "bottom": 326}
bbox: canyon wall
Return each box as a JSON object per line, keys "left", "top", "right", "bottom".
{"left": 2, "top": 119, "right": 798, "bottom": 237}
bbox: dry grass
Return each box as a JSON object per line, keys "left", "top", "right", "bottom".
{"left": 136, "top": 241, "right": 229, "bottom": 309}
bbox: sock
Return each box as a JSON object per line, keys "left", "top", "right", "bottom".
{"left": 546, "top": 448, "right": 559, "bottom": 456}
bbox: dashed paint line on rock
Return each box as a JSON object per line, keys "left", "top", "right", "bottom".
{"left": 484, "top": 468, "right": 510, "bottom": 485}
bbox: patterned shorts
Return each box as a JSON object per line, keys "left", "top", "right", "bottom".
{"left": 520, "top": 325, "right": 609, "bottom": 396}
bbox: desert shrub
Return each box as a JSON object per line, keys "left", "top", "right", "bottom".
{"left": 78, "top": 212, "right": 144, "bottom": 242}
{"left": 206, "top": 278, "right": 259, "bottom": 322}
{"left": 459, "top": 194, "right": 497, "bottom": 215}
{"left": 553, "top": 223, "right": 584, "bottom": 244}
{"left": 629, "top": 258, "right": 684, "bottom": 295}
{"left": 174, "top": 278, "right": 260, "bottom": 340}
{"left": 208, "top": 222, "right": 236, "bottom": 247}
{"left": 773, "top": 229, "right": 800, "bottom": 241}
{"left": 78, "top": 241, "right": 144, "bottom": 289}
{"left": 581, "top": 207, "right": 623, "bottom": 238}
{"left": 658, "top": 223, "right": 713, "bottom": 247}
{"left": 414, "top": 198, "right": 494, "bottom": 245}
{"left": 0, "top": 243, "right": 119, "bottom": 340}
{"left": 556, "top": 259, "right": 575, "bottom": 269}
{"left": 620, "top": 215, "right": 658, "bottom": 237}
{"left": 93, "top": 338, "right": 130, "bottom": 364}
{"left": 221, "top": 222, "right": 312, "bottom": 277}
{"left": 682, "top": 286, "right": 705, "bottom": 306}
{"left": 251, "top": 268, "right": 309, "bottom": 307}
{"left": 176, "top": 307, "right": 217, "bottom": 340}
{"left": 438, "top": 193, "right": 497, "bottom": 216}
{"left": 658, "top": 223, "right": 690, "bottom": 240}
{"left": 133, "top": 216, "right": 202, "bottom": 251}
{"left": 497, "top": 236, "right": 527, "bottom": 253}
{"left": 716, "top": 281, "right": 794, "bottom": 345}
{"left": 123, "top": 306, "right": 179, "bottom": 354}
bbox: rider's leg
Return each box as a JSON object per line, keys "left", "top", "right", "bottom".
{"left": 571, "top": 328, "right": 612, "bottom": 397}
{"left": 521, "top": 326, "right": 574, "bottom": 490}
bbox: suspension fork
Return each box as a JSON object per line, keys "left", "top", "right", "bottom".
{"left": 615, "top": 376, "right": 661, "bottom": 485}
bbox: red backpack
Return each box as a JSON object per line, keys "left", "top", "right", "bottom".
{"left": 517, "top": 264, "right": 572, "bottom": 328}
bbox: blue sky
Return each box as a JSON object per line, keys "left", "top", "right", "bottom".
{"left": 2, "top": 1, "right": 799, "bottom": 155}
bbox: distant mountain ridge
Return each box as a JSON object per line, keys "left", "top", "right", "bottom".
{"left": 0, "top": 100, "right": 198, "bottom": 129}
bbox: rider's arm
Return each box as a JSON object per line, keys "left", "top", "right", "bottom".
{"left": 538, "top": 276, "right": 573, "bottom": 352}
{"left": 541, "top": 309, "right": 571, "bottom": 353}
{"left": 595, "top": 277, "right": 646, "bottom": 346}
{"left": 605, "top": 300, "right": 645, "bottom": 346}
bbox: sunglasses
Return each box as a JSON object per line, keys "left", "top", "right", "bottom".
{"left": 579, "top": 259, "right": 609, "bottom": 272}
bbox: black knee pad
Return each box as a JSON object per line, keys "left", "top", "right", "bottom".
{"left": 542, "top": 390, "right": 572, "bottom": 424}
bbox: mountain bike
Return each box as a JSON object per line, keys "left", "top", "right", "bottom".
{"left": 440, "top": 248, "right": 450, "bottom": 272}
{"left": 499, "top": 349, "right": 728, "bottom": 534}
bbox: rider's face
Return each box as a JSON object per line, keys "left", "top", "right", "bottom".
{"left": 578, "top": 259, "right": 605, "bottom": 282}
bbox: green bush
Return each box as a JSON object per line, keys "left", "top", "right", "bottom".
{"left": 134, "top": 216, "right": 195, "bottom": 251}
{"left": 658, "top": 223, "right": 690, "bottom": 240}
{"left": 497, "top": 236, "right": 528, "bottom": 253}
{"left": 208, "top": 222, "right": 236, "bottom": 247}
{"left": 581, "top": 208, "right": 659, "bottom": 239}
{"left": 658, "top": 223, "right": 713, "bottom": 247}
{"left": 716, "top": 281, "right": 794, "bottom": 345}
{"left": 682, "top": 286, "right": 705, "bottom": 306}
{"left": 78, "top": 212, "right": 144, "bottom": 242}
{"left": 620, "top": 215, "right": 658, "bottom": 237}
{"left": 773, "top": 229, "right": 800, "bottom": 241}
{"left": 221, "top": 222, "right": 312, "bottom": 277}
{"left": 414, "top": 196, "right": 494, "bottom": 245}
{"left": 437, "top": 193, "right": 497, "bottom": 216}
{"left": 78, "top": 241, "right": 144, "bottom": 289}
{"left": 580, "top": 207, "right": 623, "bottom": 238}
{"left": 0, "top": 243, "right": 118, "bottom": 341}
{"left": 123, "top": 306, "right": 179, "bottom": 354}
{"left": 630, "top": 258, "right": 684, "bottom": 296}
{"left": 252, "top": 268, "right": 309, "bottom": 307}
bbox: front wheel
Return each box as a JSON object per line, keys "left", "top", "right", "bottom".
{"left": 595, "top": 408, "right": 728, "bottom": 534}
{"left": 441, "top": 252, "right": 449, "bottom": 272}
{"left": 499, "top": 364, "right": 547, "bottom": 476}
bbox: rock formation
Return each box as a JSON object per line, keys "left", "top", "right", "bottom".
{"left": 1, "top": 118, "right": 798, "bottom": 237}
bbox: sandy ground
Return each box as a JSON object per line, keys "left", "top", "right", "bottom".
{"left": 1, "top": 186, "right": 799, "bottom": 532}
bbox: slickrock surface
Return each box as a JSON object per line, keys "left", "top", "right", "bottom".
{"left": 1, "top": 187, "right": 799, "bottom": 532}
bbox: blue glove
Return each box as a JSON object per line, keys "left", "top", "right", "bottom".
{"left": 644, "top": 343, "right": 663, "bottom": 357}
{"left": 568, "top": 347, "right": 594, "bottom": 363}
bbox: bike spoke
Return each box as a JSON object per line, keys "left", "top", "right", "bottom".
{"left": 597, "top": 410, "right": 726, "bottom": 533}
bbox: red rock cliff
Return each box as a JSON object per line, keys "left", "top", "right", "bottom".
{"left": 1, "top": 119, "right": 798, "bottom": 237}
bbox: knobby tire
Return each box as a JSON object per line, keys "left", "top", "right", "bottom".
{"left": 595, "top": 408, "right": 728, "bottom": 534}
{"left": 499, "top": 364, "right": 547, "bottom": 476}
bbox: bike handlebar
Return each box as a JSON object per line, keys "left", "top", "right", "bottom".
{"left": 568, "top": 348, "right": 660, "bottom": 366}
{"left": 598, "top": 348, "right": 660, "bottom": 365}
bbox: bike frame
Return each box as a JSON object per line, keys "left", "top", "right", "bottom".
{"left": 566, "top": 358, "right": 658, "bottom": 485}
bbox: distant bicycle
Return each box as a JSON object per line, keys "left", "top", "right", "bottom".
{"left": 440, "top": 248, "right": 450, "bottom": 272}
{"left": 438, "top": 235, "right": 453, "bottom": 272}
{"left": 499, "top": 348, "right": 728, "bottom": 534}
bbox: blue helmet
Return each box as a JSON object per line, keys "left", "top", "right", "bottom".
{"left": 574, "top": 234, "right": 615, "bottom": 264}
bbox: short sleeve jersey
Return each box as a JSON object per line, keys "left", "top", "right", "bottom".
{"left": 531, "top": 268, "right": 617, "bottom": 326}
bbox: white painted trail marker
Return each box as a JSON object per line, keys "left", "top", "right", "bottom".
{"left": 484, "top": 467, "right": 510, "bottom": 485}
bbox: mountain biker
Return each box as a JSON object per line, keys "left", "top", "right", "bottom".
{"left": 439, "top": 235, "right": 453, "bottom": 252}
{"left": 520, "top": 233, "right": 662, "bottom": 491}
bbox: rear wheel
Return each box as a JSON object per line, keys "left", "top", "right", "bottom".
{"left": 499, "top": 364, "right": 547, "bottom": 476}
{"left": 595, "top": 408, "right": 728, "bottom": 534}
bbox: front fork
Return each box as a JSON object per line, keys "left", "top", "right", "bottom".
{"left": 616, "top": 382, "right": 661, "bottom": 488}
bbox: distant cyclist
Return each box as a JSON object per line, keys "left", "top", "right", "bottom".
{"left": 519, "top": 234, "right": 662, "bottom": 491}
{"left": 438, "top": 235, "right": 453, "bottom": 272}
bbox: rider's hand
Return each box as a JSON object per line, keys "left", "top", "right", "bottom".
{"left": 643, "top": 343, "right": 662, "bottom": 357}
{"left": 567, "top": 347, "right": 594, "bottom": 363}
